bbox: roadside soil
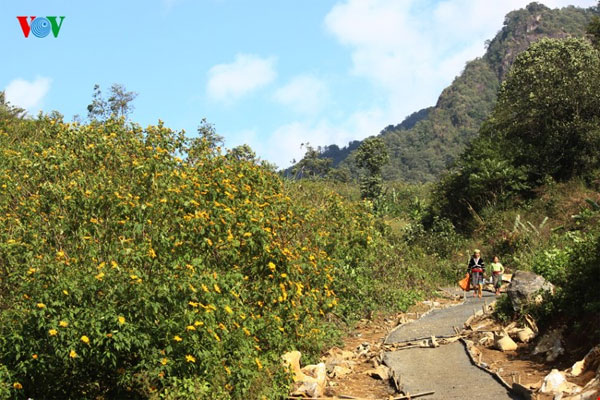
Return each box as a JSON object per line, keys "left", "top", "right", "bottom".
{"left": 322, "top": 292, "right": 463, "bottom": 398}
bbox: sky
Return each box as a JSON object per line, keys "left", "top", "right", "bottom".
{"left": 1, "top": 0, "right": 596, "bottom": 169}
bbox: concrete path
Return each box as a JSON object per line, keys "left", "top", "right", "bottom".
{"left": 383, "top": 291, "right": 517, "bottom": 399}
{"left": 385, "top": 291, "right": 496, "bottom": 344}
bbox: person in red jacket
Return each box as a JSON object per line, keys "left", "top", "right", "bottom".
{"left": 467, "top": 249, "right": 485, "bottom": 298}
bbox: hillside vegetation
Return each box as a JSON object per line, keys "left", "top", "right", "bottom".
{"left": 0, "top": 111, "right": 446, "bottom": 399}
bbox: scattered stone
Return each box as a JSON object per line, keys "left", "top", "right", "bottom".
{"left": 507, "top": 270, "right": 554, "bottom": 311}
{"left": 570, "top": 345, "right": 600, "bottom": 377}
{"left": 293, "top": 362, "right": 327, "bottom": 398}
{"left": 479, "top": 332, "right": 494, "bottom": 346}
{"left": 540, "top": 369, "right": 567, "bottom": 394}
{"left": 365, "top": 364, "right": 391, "bottom": 380}
{"left": 571, "top": 360, "right": 586, "bottom": 377}
{"left": 330, "top": 365, "right": 353, "bottom": 379}
{"left": 355, "top": 342, "right": 371, "bottom": 358}
{"left": 494, "top": 332, "right": 518, "bottom": 352}
{"left": 524, "top": 314, "right": 539, "bottom": 334}
{"left": 516, "top": 327, "right": 536, "bottom": 343}
{"left": 533, "top": 329, "right": 564, "bottom": 362}
{"left": 282, "top": 351, "right": 304, "bottom": 381}
{"left": 324, "top": 347, "right": 354, "bottom": 361}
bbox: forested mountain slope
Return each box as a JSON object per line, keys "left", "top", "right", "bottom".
{"left": 320, "top": 3, "right": 595, "bottom": 182}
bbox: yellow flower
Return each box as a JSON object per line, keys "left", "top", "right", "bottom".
{"left": 59, "top": 320, "right": 68, "bottom": 327}
{"left": 173, "top": 335, "right": 183, "bottom": 342}
{"left": 49, "top": 329, "right": 58, "bottom": 336}
{"left": 194, "top": 320, "right": 204, "bottom": 326}
{"left": 186, "top": 325, "right": 196, "bottom": 331}
{"left": 32, "top": 354, "right": 38, "bottom": 359}
{"left": 185, "top": 354, "right": 196, "bottom": 363}
{"left": 255, "top": 357, "right": 263, "bottom": 370}
{"left": 160, "top": 358, "right": 168, "bottom": 365}
{"left": 205, "top": 238, "right": 213, "bottom": 246}
{"left": 62, "top": 290, "right": 69, "bottom": 295}
{"left": 80, "top": 335, "right": 90, "bottom": 344}
{"left": 148, "top": 248, "right": 156, "bottom": 258}
{"left": 69, "top": 349, "right": 78, "bottom": 358}
{"left": 111, "top": 261, "right": 118, "bottom": 268}
{"left": 118, "top": 316, "right": 126, "bottom": 325}
{"left": 13, "top": 382, "right": 22, "bottom": 390}
{"left": 213, "top": 332, "right": 221, "bottom": 342}
{"left": 243, "top": 327, "right": 251, "bottom": 336}
{"left": 36, "top": 303, "right": 46, "bottom": 309}
{"left": 243, "top": 232, "right": 252, "bottom": 237}
{"left": 268, "top": 262, "right": 276, "bottom": 272}
{"left": 213, "top": 284, "right": 221, "bottom": 293}
{"left": 224, "top": 305, "right": 233, "bottom": 314}
{"left": 95, "top": 272, "right": 105, "bottom": 281}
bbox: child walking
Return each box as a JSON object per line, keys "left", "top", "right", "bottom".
{"left": 490, "top": 256, "right": 505, "bottom": 295}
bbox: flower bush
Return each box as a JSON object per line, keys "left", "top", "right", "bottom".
{"left": 0, "top": 117, "right": 341, "bottom": 399}
{"left": 0, "top": 116, "right": 416, "bottom": 399}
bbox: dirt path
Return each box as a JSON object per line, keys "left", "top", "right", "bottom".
{"left": 383, "top": 290, "right": 517, "bottom": 399}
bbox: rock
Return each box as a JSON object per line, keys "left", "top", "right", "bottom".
{"left": 330, "top": 365, "right": 353, "bottom": 378}
{"left": 282, "top": 351, "right": 304, "bottom": 381}
{"left": 570, "top": 345, "right": 600, "bottom": 377}
{"left": 533, "top": 329, "right": 565, "bottom": 362}
{"left": 293, "top": 363, "right": 327, "bottom": 398}
{"left": 365, "top": 365, "right": 390, "bottom": 380}
{"left": 324, "top": 347, "right": 354, "bottom": 361}
{"left": 516, "top": 327, "right": 536, "bottom": 343}
{"left": 479, "top": 332, "right": 494, "bottom": 346}
{"left": 572, "top": 360, "right": 586, "bottom": 377}
{"left": 355, "top": 342, "right": 370, "bottom": 357}
{"left": 507, "top": 270, "right": 554, "bottom": 311}
{"left": 540, "top": 369, "right": 567, "bottom": 394}
{"left": 494, "top": 332, "right": 518, "bottom": 352}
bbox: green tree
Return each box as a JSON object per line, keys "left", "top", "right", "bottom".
{"left": 355, "top": 136, "right": 389, "bottom": 201}
{"left": 587, "top": 10, "right": 600, "bottom": 49}
{"left": 490, "top": 37, "right": 600, "bottom": 182}
{"left": 228, "top": 144, "right": 257, "bottom": 162}
{"left": 0, "top": 91, "right": 25, "bottom": 119}
{"left": 292, "top": 143, "right": 332, "bottom": 179}
{"left": 87, "top": 83, "right": 138, "bottom": 121}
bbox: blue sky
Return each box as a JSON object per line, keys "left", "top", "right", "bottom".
{"left": 2, "top": 0, "right": 596, "bottom": 168}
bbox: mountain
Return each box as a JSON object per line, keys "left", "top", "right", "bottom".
{"left": 314, "top": 3, "right": 596, "bottom": 183}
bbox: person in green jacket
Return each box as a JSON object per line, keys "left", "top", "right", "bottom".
{"left": 490, "top": 256, "right": 505, "bottom": 295}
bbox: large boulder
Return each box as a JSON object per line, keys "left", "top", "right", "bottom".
{"left": 507, "top": 270, "right": 554, "bottom": 311}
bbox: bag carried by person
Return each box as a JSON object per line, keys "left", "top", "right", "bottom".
{"left": 458, "top": 273, "right": 470, "bottom": 291}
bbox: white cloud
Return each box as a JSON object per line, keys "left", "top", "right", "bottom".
{"left": 207, "top": 54, "right": 276, "bottom": 103}
{"left": 262, "top": 108, "right": 386, "bottom": 168}
{"left": 4, "top": 76, "right": 51, "bottom": 113}
{"left": 273, "top": 75, "right": 330, "bottom": 115}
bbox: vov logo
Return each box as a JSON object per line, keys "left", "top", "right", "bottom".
{"left": 17, "top": 16, "right": 65, "bottom": 38}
